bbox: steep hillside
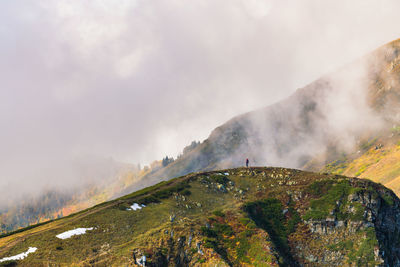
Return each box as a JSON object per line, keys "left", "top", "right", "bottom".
{"left": 319, "top": 130, "right": 400, "bottom": 195}
{"left": 120, "top": 38, "right": 400, "bottom": 199}
{"left": 1, "top": 167, "right": 400, "bottom": 266}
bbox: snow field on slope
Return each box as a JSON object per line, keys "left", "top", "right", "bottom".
{"left": 56, "top": 227, "right": 94, "bottom": 239}
{"left": 0, "top": 247, "right": 37, "bottom": 262}
{"left": 126, "top": 203, "right": 146, "bottom": 211}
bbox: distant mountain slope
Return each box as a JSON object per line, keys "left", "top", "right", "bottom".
{"left": 0, "top": 160, "right": 142, "bottom": 234}
{"left": 0, "top": 167, "right": 399, "bottom": 266}
{"left": 121, "top": 39, "right": 400, "bottom": 197}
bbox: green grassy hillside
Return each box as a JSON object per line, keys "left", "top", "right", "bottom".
{"left": 318, "top": 127, "right": 400, "bottom": 195}
{"left": 1, "top": 167, "right": 399, "bottom": 266}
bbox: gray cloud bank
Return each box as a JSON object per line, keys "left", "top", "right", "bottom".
{"left": 1, "top": 0, "right": 400, "bottom": 201}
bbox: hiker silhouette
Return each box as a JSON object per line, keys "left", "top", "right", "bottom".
{"left": 246, "top": 158, "right": 249, "bottom": 167}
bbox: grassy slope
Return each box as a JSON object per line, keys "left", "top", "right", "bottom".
{"left": 319, "top": 128, "right": 400, "bottom": 195}
{"left": 0, "top": 167, "right": 395, "bottom": 266}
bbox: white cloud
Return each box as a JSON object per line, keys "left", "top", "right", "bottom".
{"left": 1, "top": 0, "right": 400, "bottom": 202}
{"left": 241, "top": 0, "right": 273, "bottom": 19}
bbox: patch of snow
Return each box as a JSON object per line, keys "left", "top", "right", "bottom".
{"left": 224, "top": 172, "right": 229, "bottom": 176}
{"left": 0, "top": 247, "right": 37, "bottom": 262}
{"left": 56, "top": 227, "right": 94, "bottom": 239}
{"left": 127, "top": 203, "right": 145, "bottom": 211}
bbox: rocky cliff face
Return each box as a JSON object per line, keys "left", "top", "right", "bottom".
{"left": 3, "top": 167, "right": 400, "bottom": 266}
{"left": 301, "top": 178, "right": 400, "bottom": 266}
{"left": 125, "top": 169, "right": 400, "bottom": 266}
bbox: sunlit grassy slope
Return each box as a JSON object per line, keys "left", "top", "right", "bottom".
{"left": 0, "top": 167, "right": 398, "bottom": 266}
{"left": 319, "top": 127, "right": 400, "bottom": 196}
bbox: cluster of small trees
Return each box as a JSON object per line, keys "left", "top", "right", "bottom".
{"left": 162, "top": 156, "right": 174, "bottom": 167}
{"left": 183, "top": 141, "right": 200, "bottom": 155}
{"left": 161, "top": 140, "right": 201, "bottom": 168}
{"left": 176, "top": 140, "right": 201, "bottom": 160}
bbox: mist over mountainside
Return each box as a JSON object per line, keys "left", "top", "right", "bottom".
{"left": 0, "top": 159, "right": 141, "bottom": 234}
{"left": 4, "top": 38, "right": 400, "bottom": 234}
{"left": 120, "top": 39, "right": 400, "bottom": 198}
{"left": 5, "top": 0, "right": 400, "bottom": 237}
{"left": 4, "top": 0, "right": 400, "bottom": 207}
{"left": 0, "top": 140, "right": 202, "bottom": 234}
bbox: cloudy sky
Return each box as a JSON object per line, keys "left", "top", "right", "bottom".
{"left": 1, "top": 0, "right": 400, "bottom": 194}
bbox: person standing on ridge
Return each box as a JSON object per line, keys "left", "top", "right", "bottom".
{"left": 246, "top": 158, "right": 249, "bottom": 168}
